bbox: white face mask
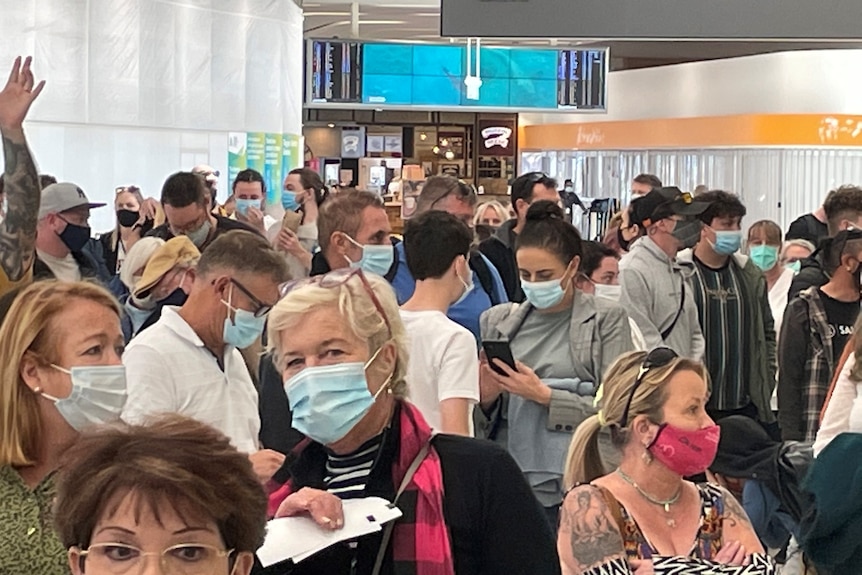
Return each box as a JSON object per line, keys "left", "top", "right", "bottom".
{"left": 42, "top": 365, "right": 128, "bottom": 431}
{"left": 594, "top": 283, "right": 622, "bottom": 302}
{"left": 452, "top": 260, "right": 474, "bottom": 307}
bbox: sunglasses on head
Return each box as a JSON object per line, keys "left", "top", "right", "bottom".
{"left": 618, "top": 347, "right": 678, "bottom": 427}
{"left": 279, "top": 268, "right": 392, "bottom": 338}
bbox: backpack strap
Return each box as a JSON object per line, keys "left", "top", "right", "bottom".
{"left": 469, "top": 252, "right": 499, "bottom": 304}
{"left": 660, "top": 278, "right": 686, "bottom": 341}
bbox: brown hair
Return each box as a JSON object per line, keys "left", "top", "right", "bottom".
{"left": 746, "top": 220, "right": 783, "bottom": 247}
{"left": 197, "top": 230, "right": 290, "bottom": 283}
{"left": 318, "top": 190, "right": 385, "bottom": 252}
{"left": 0, "top": 281, "right": 121, "bottom": 466}
{"left": 824, "top": 185, "right": 862, "bottom": 235}
{"left": 53, "top": 414, "right": 267, "bottom": 552}
{"left": 289, "top": 167, "right": 328, "bottom": 205}
{"left": 564, "top": 351, "right": 708, "bottom": 488}
{"left": 415, "top": 175, "right": 477, "bottom": 215}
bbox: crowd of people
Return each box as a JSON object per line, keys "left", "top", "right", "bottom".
{"left": 3, "top": 54, "right": 862, "bottom": 575}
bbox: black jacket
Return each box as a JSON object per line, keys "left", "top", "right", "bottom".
{"left": 258, "top": 353, "right": 304, "bottom": 485}
{"left": 786, "top": 214, "right": 828, "bottom": 247}
{"left": 788, "top": 250, "right": 829, "bottom": 301}
{"left": 255, "top": 403, "right": 560, "bottom": 575}
{"left": 479, "top": 220, "right": 524, "bottom": 303}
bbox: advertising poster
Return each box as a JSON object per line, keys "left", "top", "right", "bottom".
{"left": 227, "top": 132, "right": 248, "bottom": 189}
{"left": 264, "top": 133, "right": 283, "bottom": 207}
{"left": 246, "top": 132, "right": 266, "bottom": 177}
{"left": 281, "top": 134, "right": 303, "bottom": 205}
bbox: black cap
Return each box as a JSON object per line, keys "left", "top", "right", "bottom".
{"left": 630, "top": 186, "right": 710, "bottom": 228}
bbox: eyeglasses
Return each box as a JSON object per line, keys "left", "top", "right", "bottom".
{"left": 230, "top": 278, "right": 273, "bottom": 318}
{"left": 618, "top": 347, "right": 678, "bottom": 427}
{"left": 78, "top": 542, "right": 235, "bottom": 575}
{"left": 115, "top": 186, "right": 141, "bottom": 196}
{"left": 279, "top": 268, "right": 392, "bottom": 338}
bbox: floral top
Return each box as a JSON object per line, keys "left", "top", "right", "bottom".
{"left": 0, "top": 465, "right": 68, "bottom": 575}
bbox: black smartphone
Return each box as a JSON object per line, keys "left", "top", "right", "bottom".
{"left": 482, "top": 340, "right": 517, "bottom": 376}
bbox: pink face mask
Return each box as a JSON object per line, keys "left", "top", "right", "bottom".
{"left": 648, "top": 423, "right": 721, "bottom": 477}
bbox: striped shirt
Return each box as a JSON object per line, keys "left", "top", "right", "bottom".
{"left": 691, "top": 256, "right": 748, "bottom": 411}
{"left": 324, "top": 433, "right": 384, "bottom": 500}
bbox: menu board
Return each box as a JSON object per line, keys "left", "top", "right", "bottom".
{"left": 308, "top": 40, "right": 363, "bottom": 103}
{"left": 306, "top": 40, "right": 607, "bottom": 112}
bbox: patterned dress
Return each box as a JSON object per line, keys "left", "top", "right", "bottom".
{"left": 0, "top": 466, "right": 69, "bottom": 575}
{"left": 584, "top": 484, "right": 776, "bottom": 575}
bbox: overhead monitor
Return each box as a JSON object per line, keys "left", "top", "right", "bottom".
{"left": 305, "top": 40, "right": 608, "bottom": 113}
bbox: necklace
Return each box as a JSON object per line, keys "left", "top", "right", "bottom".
{"left": 616, "top": 468, "right": 683, "bottom": 527}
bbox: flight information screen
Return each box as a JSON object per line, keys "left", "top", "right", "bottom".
{"left": 306, "top": 40, "right": 607, "bottom": 112}
{"left": 308, "top": 40, "right": 363, "bottom": 103}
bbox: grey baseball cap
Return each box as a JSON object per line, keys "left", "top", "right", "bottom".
{"left": 39, "top": 183, "right": 106, "bottom": 219}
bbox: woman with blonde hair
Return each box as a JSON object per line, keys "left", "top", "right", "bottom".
{"left": 262, "top": 268, "right": 559, "bottom": 575}
{"left": 0, "top": 280, "right": 127, "bottom": 574}
{"left": 559, "top": 349, "right": 774, "bottom": 574}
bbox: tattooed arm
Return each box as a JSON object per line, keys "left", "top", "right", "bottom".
{"left": 0, "top": 57, "right": 45, "bottom": 284}
{"left": 558, "top": 485, "right": 634, "bottom": 575}
{"left": 717, "top": 485, "right": 766, "bottom": 560}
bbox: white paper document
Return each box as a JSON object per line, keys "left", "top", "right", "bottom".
{"left": 257, "top": 496, "right": 403, "bottom": 567}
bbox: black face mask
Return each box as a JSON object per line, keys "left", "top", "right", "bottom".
{"left": 117, "top": 209, "right": 139, "bottom": 228}
{"left": 59, "top": 221, "right": 91, "bottom": 252}
{"left": 158, "top": 287, "right": 188, "bottom": 307}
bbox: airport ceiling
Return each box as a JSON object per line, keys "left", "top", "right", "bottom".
{"left": 301, "top": 0, "right": 862, "bottom": 70}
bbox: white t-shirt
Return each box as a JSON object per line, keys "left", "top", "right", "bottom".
{"left": 121, "top": 306, "right": 261, "bottom": 454}
{"left": 768, "top": 267, "right": 795, "bottom": 410}
{"left": 399, "top": 309, "right": 480, "bottom": 434}
{"left": 815, "top": 353, "right": 861, "bottom": 456}
{"left": 267, "top": 221, "right": 320, "bottom": 281}
{"left": 36, "top": 249, "right": 81, "bottom": 282}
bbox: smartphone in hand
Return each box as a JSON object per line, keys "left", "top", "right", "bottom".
{"left": 482, "top": 340, "right": 517, "bottom": 376}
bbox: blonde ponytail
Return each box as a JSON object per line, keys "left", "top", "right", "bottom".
{"left": 563, "top": 414, "right": 604, "bottom": 489}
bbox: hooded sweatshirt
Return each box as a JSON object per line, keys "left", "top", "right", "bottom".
{"left": 619, "top": 235, "right": 705, "bottom": 360}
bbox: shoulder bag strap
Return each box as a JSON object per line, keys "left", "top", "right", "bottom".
{"left": 660, "top": 277, "right": 686, "bottom": 341}
{"left": 371, "top": 440, "right": 432, "bottom": 575}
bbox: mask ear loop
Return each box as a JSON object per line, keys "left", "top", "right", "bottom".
{"left": 366, "top": 342, "right": 396, "bottom": 400}
{"left": 220, "top": 283, "right": 237, "bottom": 326}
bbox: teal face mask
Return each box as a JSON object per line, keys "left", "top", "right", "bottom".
{"left": 787, "top": 260, "right": 802, "bottom": 274}
{"left": 235, "top": 198, "right": 262, "bottom": 216}
{"left": 750, "top": 244, "right": 779, "bottom": 271}
{"left": 345, "top": 236, "right": 395, "bottom": 277}
{"left": 284, "top": 346, "right": 392, "bottom": 445}
{"left": 521, "top": 278, "right": 566, "bottom": 309}
{"left": 221, "top": 285, "right": 267, "bottom": 348}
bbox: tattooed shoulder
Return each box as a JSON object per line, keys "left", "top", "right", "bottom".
{"left": 717, "top": 485, "right": 753, "bottom": 529}
{"left": 559, "top": 485, "right": 627, "bottom": 573}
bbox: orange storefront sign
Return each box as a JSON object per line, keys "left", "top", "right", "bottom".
{"left": 521, "top": 114, "right": 862, "bottom": 150}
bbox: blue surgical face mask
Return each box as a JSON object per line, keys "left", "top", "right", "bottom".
{"left": 42, "top": 365, "right": 128, "bottom": 431}
{"left": 708, "top": 228, "right": 743, "bottom": 256}
{"left": 787, "top": 260, "right": 802, "bottom": 274}
{"left": 235, "top": 198, "right": 262, "bottom": 217}
{"left": 750, "top": 244, "right": 779, "bottom": 272}
{"left": 222, "top": 285, "right": 267, "bottom": 348}
{"left": 521, "top": 278, "right": 566, "bottom": 309}
{"left": 345, "top": 236, "right": 395, "bottom": 277}
{"left": 282, "top": 191, "right": 301, "bottom": 212}
{"left": 285, "top": 347, "right": 392, "bottom": 445}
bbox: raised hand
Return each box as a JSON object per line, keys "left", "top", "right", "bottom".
{"left": 0, "top": 57, "right": 45, "bottom": 132}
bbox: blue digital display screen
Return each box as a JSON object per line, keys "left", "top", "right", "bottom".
{"left": 311, "top": 40, "right": 606, "bottom": 111}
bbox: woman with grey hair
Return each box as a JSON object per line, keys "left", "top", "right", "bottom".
{"left": 260, "top": 268, "right": 560, "bottom": 575}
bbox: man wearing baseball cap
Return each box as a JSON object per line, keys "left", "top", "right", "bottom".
{"left": 619, "top": 186, "right": 711, "bottom": 359}
{"left": 32, "top": 182, "right": 110, "bottom": 283}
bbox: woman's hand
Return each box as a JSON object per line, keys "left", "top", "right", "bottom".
{"left": 487, "top": 359, "right": 551, "bottom": 406}
{"left": 248, "top": 449, "right": 286, "bottom": 484}
{"left": 478, "top": 351, "right": 503, "bottom": 410}
{"left": 629, "top": 558, "right": 655, "bottom": 575}
{"left": 714, "top": 540, "right": 750, "bottom": 566}
{"left": 275, "top": 487, "right": 344, "bottom": 531}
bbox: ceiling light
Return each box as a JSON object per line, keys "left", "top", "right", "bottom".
{"left": 440, "top": 138, "right": 449, "bottom": 147}
{"left": 327, "top": 123, "right": 335, "bottom": 128}
{"left": 419, "top": 132, "right": 427, "bottom": 141}
{"left": 444, "top": 150, "right": 455, "bottom": 160}
{"left": 432, "top": 146, "right": 440, "bottom": 155}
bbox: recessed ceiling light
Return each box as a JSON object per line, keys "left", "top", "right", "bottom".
{"left": 327, "top": 123, "right": 335, "bottom": 128}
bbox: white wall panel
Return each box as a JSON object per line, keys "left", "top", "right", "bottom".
{"left": 0, "top": 0, "right": 304, "bottom": 233}
{"left": 526, "top": 148, "right": 862, "bottom": 235}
